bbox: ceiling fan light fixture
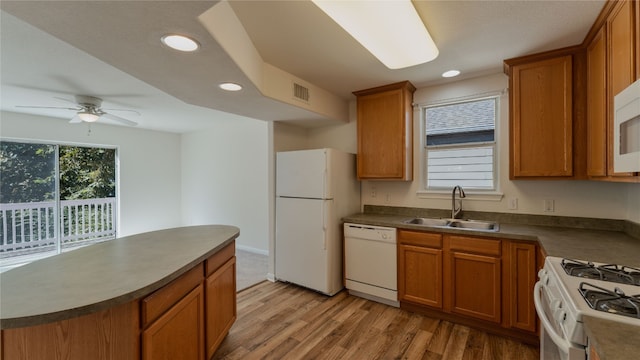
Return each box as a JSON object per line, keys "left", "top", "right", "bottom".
{"left": 78, "top": 111, "right": 100, "bottom": 122}
{"left": 161, "top": 34, "right": 200, "bottom": 52}
{"left": 311, "top": 0, "right": 438, "bottom": 69}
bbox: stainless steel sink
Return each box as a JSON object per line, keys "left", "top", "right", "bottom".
{"left": 403, "top": 217, "right": 450, "bottom": 227}
{"left": 403, "top": 217, "right": 499, "bottom": 232}
{"left": 447, "top": 219, "right": 499, "bottom": 231}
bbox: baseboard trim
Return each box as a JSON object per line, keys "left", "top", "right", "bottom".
{"left": 236, "top": 244, "right": 269, "bottom": 256}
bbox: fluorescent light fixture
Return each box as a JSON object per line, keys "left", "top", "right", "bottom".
{"left": 161, "top": 34, "right": 200, "bottom": 52}
{"left": 442, "top": 70, "right": 461, "bottom": 78}
{"left": 312, "top": 0, "right": 438, "bottom": 69}
{"left": 78, "top": 111, "right": 100, "bottom": 122}
{"left": 219, "top": 82, "right": 243, "bottom": 91}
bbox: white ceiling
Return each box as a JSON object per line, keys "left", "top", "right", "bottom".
{"left": 0, "top": 0, "right": 605, "bottom": 133}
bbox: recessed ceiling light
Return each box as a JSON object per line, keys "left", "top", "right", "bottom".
{"left": 161, "top": 34, "right": 200, "bottom": 52}
{"left": 442, "top": 70, "right": 461, "bottom": 78}
{"left": 219, "top": 83, "right": 243, "bottom": 91}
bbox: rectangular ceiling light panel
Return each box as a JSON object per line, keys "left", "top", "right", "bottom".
{"left": 312, "top": 0, "right": 438, "bottom": 69}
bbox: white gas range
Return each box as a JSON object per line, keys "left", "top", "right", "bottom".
{"left": 534, "top": 256, "right": 640, "bottom": 360}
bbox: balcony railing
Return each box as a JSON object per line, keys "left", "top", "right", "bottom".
{"left": 0, "top": 198, "right": 116, "bottom": 257}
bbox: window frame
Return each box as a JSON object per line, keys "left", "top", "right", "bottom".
{"left": 0, "top": 138, "right": 120, "bottom": 268}
{"left": 417, "top": 94, "right": 503, "bottom": 201}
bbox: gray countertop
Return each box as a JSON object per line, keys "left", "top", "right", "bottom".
{"left": 0, "top": 225, "right": 239, "bottom": 329}
{"left": 343, "top": 211, "right": 640, "bottom": 358}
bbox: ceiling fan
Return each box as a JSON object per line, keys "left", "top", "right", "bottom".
{"left": 16, "top": 95, "right": 139, "bottom": 126}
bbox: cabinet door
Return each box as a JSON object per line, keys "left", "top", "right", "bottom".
{"left": 142, "top": 284, "right": 205, "bottom": 360}
{"left": 398, "top": 243, "right": 442, "bottom": 308}
{"left": 608, "top": 0, "right": 636, "bottom": 177}
{"left": 508, "top": 242, "right": 537, "bottom": 332}
{"left": 587, "top": 27, "right": 608, "bottom": 177}
{"left": 448, "top": 252, "right": 501, "bottom": 323}
{"left": 510, "top": 55, "right": 573, "bottom": 177}
{"left": 206, "top": 256, "right": 237, "bottom": 359}
{"left": 355, "top": 81, "right": 414, "bottom": 180}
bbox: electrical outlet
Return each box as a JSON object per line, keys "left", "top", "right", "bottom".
{"left": 385, "top": 193, "right": 391, "bottom": 203}
{"left": 371, "top": 185, "right": 377, "bottom": 198}
{"left": 544, "top": 199, "right": 555, "bottom": 212}
{"left": 508, "top": 197, "right": 518, "bottom": 210}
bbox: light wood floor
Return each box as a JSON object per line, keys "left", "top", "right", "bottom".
{"left": 212, "top": 281, "right": 539, "bottom": 360}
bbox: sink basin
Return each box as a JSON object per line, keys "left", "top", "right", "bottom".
{"left": 404, "top": 217, "right": 450, "bottom": 227}
{"left": 403, "top": 217, "right": 499, "bottom": 232}
{"left": 448, "top": 219, "right": 499, "bottom": 231}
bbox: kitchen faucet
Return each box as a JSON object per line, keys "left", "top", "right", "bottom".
{"left": 451, "top": 185, "right": 466, "bottom": 219}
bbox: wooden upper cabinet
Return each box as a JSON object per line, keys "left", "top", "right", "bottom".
{"left": 508, "top": 55, "right": 574, "bottom": 178}
{"left": 353, "top": 81, "right": 415, "bottom": 180}
{"left": 587, "top": 27, "right": 608, "bottom": 177}
{"left": 607, "top": 0, "right": 637, "bottom": 177}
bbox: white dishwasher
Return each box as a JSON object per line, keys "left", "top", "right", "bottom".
{"left": 344, "top": 223, "right": 398, "bottom": 307}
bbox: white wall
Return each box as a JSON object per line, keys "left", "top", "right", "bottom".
{"left": 181, "top": 115, "right": 270, "bottom": 254}
{"left": 290, "top": 73, "right": 639, "bottom": 223}
{"left": 1, "top": 111, "right": 182, "bottom": 236}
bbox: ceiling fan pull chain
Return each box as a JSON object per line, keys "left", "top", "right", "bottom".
{"left": 87, "top": 123, "right": 92, "bottom": 137}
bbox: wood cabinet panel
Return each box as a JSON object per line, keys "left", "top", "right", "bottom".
{"left": 587, "top": 27, "right": 609, "bottom": 177}
{"left": 142, "top": 284, "right": 205, "bottom": 360}
{"left": 448, "top": 235, "right": 501, "bottom": 256}
{"left": 206, "top": 242, "right": 235, "bottom": 276}
{"left": 448, "top": 252, "right": 502, "bottom": 324}
{"left": 141, "top": 264, "right": 204, "bottom": 327}
{"left": 206, "top": 256, "right": 237, "bottom": 359}
{"left": 398, "top": 229, "right": 442, "bottom": 248}
{"left": 2, "top": 301, "right": 140, "bottom": 360}
{"left": 354, "top": 81, "right": 415, "bottom": 180}
{"left": 398, "top": 243, "right": 443, "bottom": 308}
{"left": 607, "top": 0, "right": 636, "bottom": 177}
{"left": 509, "top": 55, "right": 573, "bottom": 178}
{"left": 508, "top": 242, "right": 537, "bottom": 332}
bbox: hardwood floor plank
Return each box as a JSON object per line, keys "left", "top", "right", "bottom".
{"left": 212, "top": 281, "right": 539, "bottom": 360}
{"left": 441, "top": 324, "right": 470, "bottom": 360}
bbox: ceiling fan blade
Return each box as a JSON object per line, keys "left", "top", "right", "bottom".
{"left": 103, "top": 108, "right": 141, "bottom": 116}
{"left": 69, "top": 115, "right": 82, "bottom": 124}
{"left": 101, "top": 112, "right": 138, "bottom": 126}
{"left": 16, "top": 105, "right": 80, "bottom": 111}
{"left": 53, "top": 96, "right": 77, "bottom": 105}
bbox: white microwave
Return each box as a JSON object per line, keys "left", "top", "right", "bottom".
{"left": 614, "top": 79, "right": 640, "bottom": 173}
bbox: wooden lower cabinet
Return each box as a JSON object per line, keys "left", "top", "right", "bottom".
{"left": 398, "top": 233, "right": 443, "bottom": 308}
{"left": 398, "top": 230, "right": 538, "bottom": 342}
{"left": 142, "top": 284, "right": 205, "bottom": 360}
{"left": 507, "top": 242, "right": 538, "bottom": 332}
{"left": 1, "top": 242, "right": 236, "bottom": 360}
{"left": 206, "top": 256, "right": 237, "bottom": 359}
{"left": 448, "top": 251, "right": 501, "bottom": 323}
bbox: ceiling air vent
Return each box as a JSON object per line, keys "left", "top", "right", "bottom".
{"left": 293, "top": 82, "right": 310, "bottom": 103}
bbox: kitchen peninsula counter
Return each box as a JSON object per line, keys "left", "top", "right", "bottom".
{"left": 0, "top": 225, "right": 239, "bottom": 329}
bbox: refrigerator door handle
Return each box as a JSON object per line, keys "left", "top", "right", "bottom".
{"left": 322, "top": 201, "right": 327, "bottom": 250}
{"left": 323, "top": 169, "right": 328, "bottom": 198}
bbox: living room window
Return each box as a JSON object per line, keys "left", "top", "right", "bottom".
{"left": 0, "top": 140, "right": 117, "bottom": 268}
{"left": 422, "top": 96, "right": 498, "bottom": 191}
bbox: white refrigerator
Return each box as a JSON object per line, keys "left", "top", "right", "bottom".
{"left": 275, "top": 148, "right": 360, "bottom": 296}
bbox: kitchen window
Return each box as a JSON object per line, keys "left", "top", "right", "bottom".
{"left": 422, "top": 96, "right": 498, "bottom": 191}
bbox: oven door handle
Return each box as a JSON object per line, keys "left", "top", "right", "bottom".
{"left": 533, "top": 281, "right": 573, "bottom": 355}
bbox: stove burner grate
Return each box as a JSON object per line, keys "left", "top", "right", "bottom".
{"left": 579, "top": 282, "right": 640, "bottom": 319}
{"left": 561, "top": 259, "right": 640, "bottom": 286}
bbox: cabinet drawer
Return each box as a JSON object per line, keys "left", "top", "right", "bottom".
{"left": 398, "top": 230, "right": 442, "bottom": 248}
{"left": 206, "top": 242, "right": 235, "bottom": 276}
{"left": 447, "top": 235, "right": 501, "bottom": 256}
{"left": 142, "top": 264, "right": 204, "bottom": 327}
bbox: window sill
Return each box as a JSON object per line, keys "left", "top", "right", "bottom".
{"left": 417, "top": 190, "right": 504, "bottom": 202}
